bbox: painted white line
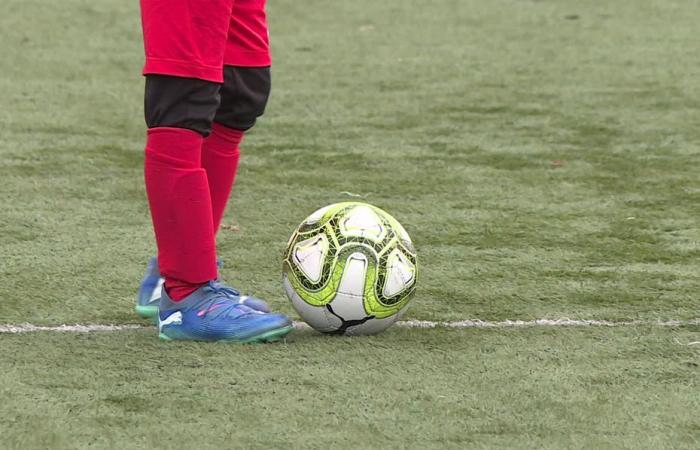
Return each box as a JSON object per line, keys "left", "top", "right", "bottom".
{"left": 397, "top": 318, "right": 700, "bottom": 328}
{"left": 0, "top": 324, "right": 145, "bottom": 334}
{"left": 0, "top": 318, "right": 697, "bottom": 334}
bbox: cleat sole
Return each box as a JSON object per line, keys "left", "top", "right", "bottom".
{"left": 158, "top": 326, "right": 294, "bottom": 343}
{"left": 158, "top": 332, "right": 172, "bottom": 341}
{"left": 241, "top": 325, "right": 294, "bottom": 343}
{"left": 135, "top": 304, "right": 159, "bottom": 322}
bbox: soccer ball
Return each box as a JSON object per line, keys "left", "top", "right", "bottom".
{"left": 283, "top": 202, "right": 417, "bottom": 335}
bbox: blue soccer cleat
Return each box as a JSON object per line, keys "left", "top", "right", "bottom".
{"left": 158, "top": 281, "right": 293, "bottom": 342}
{"left": 135, "top": 257, "right": 271, "bottom": 322}
{"left": 135, "top": 257, "right": 163, "bottom": 321}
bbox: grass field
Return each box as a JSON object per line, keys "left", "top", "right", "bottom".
{"left": 1, "top": 0, "right": 698, "bottom": 448}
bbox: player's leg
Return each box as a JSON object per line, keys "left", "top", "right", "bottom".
{"left": 143, "top": 78, "right": 221, "bottom": 303}
{"left": 141, "top": 76, "right": 289, "bottom": 341}
{"left": 138, "top": 0, "right": 291, "bottom": 340}
{"left": 202, "top": 0, "right": 272, "bottom": 234}
{"left": 140, "top": 0, "right": 233, "bottom": 303}
{"left": 135, "top": 74, "right": 220, "bottom": 318}
{"left": 137, "top": 0, "right": 272, "bottom": 311}
{"left": 203, "top": 66, "right": 271, "bottom": 233}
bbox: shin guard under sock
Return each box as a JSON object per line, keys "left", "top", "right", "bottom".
{"left": 201, "top": 122, "right": 243, "bottom": 234}
{"left": 144, "top": 127, "right": 218, "bottom": 300}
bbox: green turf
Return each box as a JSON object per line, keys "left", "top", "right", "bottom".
{"left": 1, "top": 0, "right": 699, "bottom": 447}
{"left": 1, "top": 327, "right": 698, "bottom": 449}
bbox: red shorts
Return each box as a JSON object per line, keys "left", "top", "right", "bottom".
{"left": 140, "top": 0, "right": 270, "bottom": 83}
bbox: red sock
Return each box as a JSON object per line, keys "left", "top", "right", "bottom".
{"left": 201, "top": 122, "right": 243, "bottom": 234}
{"left": 144, "top": 127, "right": 218, "bottom": 301}
{"left": 164, "top": 278, "right": 205, "bottom": 302}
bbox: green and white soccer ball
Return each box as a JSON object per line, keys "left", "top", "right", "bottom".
{"left": 283, "top": 202, "right": 417, "bottom": 335}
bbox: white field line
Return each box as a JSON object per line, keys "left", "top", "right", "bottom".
{"left": 0, "top": 324, "right": 145, "bottom": 334}
{"left": 0, "top": 318, "right": 698, "bottom": 334}
{"left": 397, "top": 318, "right": 700, "bottom": 329}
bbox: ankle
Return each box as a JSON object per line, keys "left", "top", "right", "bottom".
{"left": 165, "top": 279, "right": 207, "bottom": 302}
